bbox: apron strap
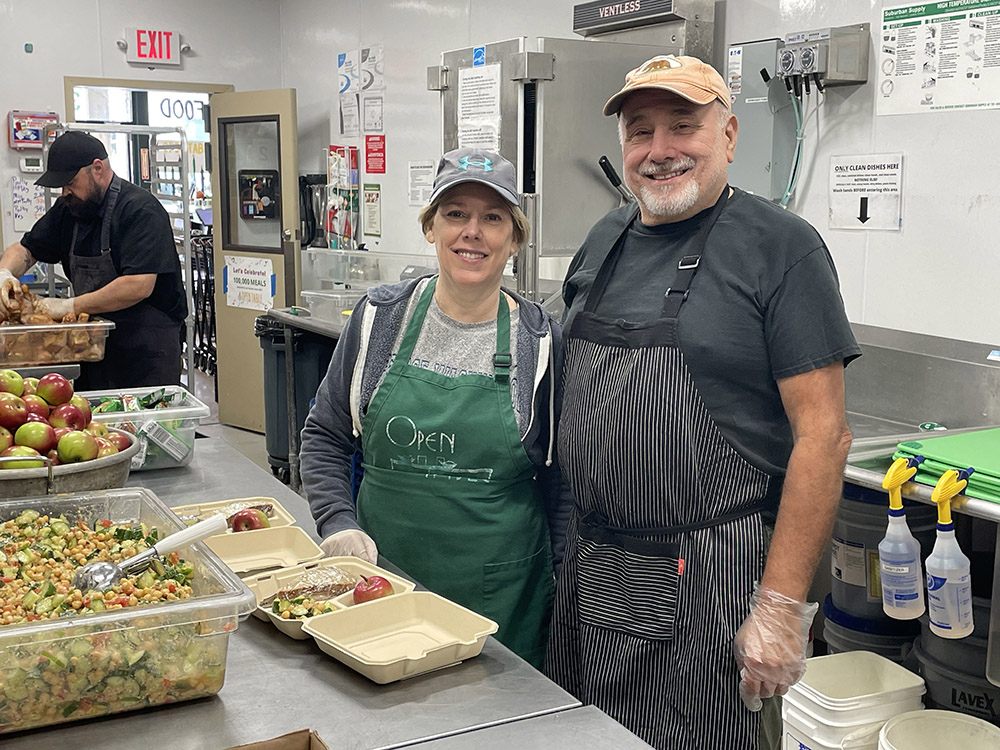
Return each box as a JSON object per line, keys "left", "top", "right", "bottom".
{"left": 100, "top": 177, "right": 122, "bottom": 253}
{"left": 579, "top": 498, "right": 769, "bottom": 537}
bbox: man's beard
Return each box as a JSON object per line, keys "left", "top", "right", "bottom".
{"left": 65, "top": 193, "right": 102, "bottom": 220}
{"left": 633, "top": 158, "right": 701, "bottom": 219}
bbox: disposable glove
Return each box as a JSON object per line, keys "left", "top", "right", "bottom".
{"left": 36, "top": 296, "right": 75, "bottom": 320}
{"left": 0, "top": 269, "right": 19, "bottom": 312}
{"left": 733, "top": 584, "right": 818, "bottom": 711}
{"left": 320, "top": 528, "right": 378, "bottom": 563}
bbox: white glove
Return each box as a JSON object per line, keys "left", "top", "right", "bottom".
{"left": 733, "top": 584, "right": 818, "bottom": 711}
{"left": 36, "top": 296, "right": 75, "bottom": 319}
{"left": 320, "top": 528, "right": 378, "bottom": 563}
{"left": 0, "top": 269, "right": 19, "bottom": 312}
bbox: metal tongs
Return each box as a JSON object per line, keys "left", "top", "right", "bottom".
{"left": 72, "top": 513, "right": 227, "bottom": 592}
{"left": 599, "top": 155, "right": 635, "bottom": 205}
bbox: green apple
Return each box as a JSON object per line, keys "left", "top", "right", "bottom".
{"left": 56, "top": 430, "right": 99, "bottom": 463}
{"left": 0, "top": 445, "right": 44, "bottom": 469}
{"left": 0, "top": 369, "right": 24, "bottom": 398}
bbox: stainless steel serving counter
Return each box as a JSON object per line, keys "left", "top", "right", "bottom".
{"left": 4, "top": 438, "right": 582, "bottom": 749}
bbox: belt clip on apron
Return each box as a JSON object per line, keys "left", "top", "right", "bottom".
{"left": 356, "top": 277, "right": 554, "bottom": 667}
{"left": 548, "top": 188, "right": 776, "bottom": 749}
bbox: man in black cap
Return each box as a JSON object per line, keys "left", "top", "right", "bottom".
{"left": 0, "top": 131, "right": 188, "bottom": 389}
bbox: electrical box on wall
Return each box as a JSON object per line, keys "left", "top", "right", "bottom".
{"left": 777, "top": 23, "right": 870, "bottom": 86}
{"left": 727, "top": 39, "right": 797, "bottom": 201}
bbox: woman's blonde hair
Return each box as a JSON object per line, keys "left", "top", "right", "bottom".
{"left": 419, "top": 186, "right": 530, "bottom": 249}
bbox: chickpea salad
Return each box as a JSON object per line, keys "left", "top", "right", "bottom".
{"left": 0, "top": 509, "right": 195, "bottom": 626}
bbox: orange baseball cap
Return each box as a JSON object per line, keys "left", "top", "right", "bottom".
{"left": 603, "top": 55, "right": 732, "bottom": 116}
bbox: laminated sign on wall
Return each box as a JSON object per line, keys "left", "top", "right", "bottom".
{"left": 223, "top": 255, "right": 275, "bottom": 311}
{"left": 829, "top": 154, "right": 903, "bottom": 231}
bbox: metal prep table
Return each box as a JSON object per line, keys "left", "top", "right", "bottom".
{"left": 3, "top": 438, "right": 583, "bottom": 750}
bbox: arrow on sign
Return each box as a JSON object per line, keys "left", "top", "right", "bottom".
{"left": 858, "top": 196, "right": 870, "bottom": 224}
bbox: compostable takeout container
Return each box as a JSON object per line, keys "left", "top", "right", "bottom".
{"left": 203, "top": 525, "right": 323, "bottom": 575}
{"left": 302, "top": 591, "right": 498, "bottom": 684}
{"left": 170, "top": 496, "right": 296, "bottom": 532}
{"left": 0, "top": 487, "right": 256, "bottom": 734}
{"left": 241, "top": 557, "right": 416, "bottom": 638}
{"left": 0, "top": 428, "right": 139, "bottom": 499}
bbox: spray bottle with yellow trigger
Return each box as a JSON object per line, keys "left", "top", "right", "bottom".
{"left": 878, "top": 456, "right": 926, "bottom": 620}
{"left": 925, "top": 467, "right": 975, "bottom": 639}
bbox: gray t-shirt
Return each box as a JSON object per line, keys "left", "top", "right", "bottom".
{"left": 378, "top": 287, "right": 523, "bottom": 427}
{"left": 563, "top": 188, "right": 861, "bottom": 476}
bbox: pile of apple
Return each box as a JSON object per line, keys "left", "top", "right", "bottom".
{"left": 0, "top": 370, "right": 130, "bottom": 471}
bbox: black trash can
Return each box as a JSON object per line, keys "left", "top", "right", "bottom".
{"left": 255, "top": 315, "right": 336, "bottom": 483}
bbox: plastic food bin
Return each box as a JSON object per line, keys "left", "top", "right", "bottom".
{"left": 303, "top": 249, "right": 437, "bottom": 289}
{"left": 0, "top": 319, "right": 115, "bottom": 367}
{"left": 82, "top": 385, "right": 211, "bottom": 471}
{"left": 0, "top": 487, "right": 256, "bottom": 734}
{"left": 300, "top": 289, "right": 366, "bottom": 329}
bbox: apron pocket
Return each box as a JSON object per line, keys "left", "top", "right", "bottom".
{"left": 483, "top": 545, "right": 554, "bottom": 663}
{"left": 576, "top": 515, "right": 682, "bottom": 641}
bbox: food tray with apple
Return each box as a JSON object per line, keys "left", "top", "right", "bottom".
{"left": 241, "top": 557, "right": 416, "bottom": 639}
{"left": 170, "top": 497, "right": 296, "bottom": 533}
{"left": 0, "top": 318, "right": 115, "bottom": 367}
{"left": 302, "top": 591, "right": 499, "bottom": 684}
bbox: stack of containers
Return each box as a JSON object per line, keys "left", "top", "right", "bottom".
{"left": 782, "top": 651, "right": 925, "bottom": 750}
{"left": 82, "top": 385, "right": 211, "bottom": 471}
{"left": 827, "top": 483, "right": 936, "bottom": 661}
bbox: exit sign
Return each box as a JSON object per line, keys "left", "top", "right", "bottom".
{"left": 125, "top": 28, "right": 181, "bottom": 66}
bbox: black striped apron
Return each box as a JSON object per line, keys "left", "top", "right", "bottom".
{"left": 546, "top": 189, "right": 777, "bottom": 749}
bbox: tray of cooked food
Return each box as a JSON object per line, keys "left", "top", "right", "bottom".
{"left": 171, "top": 497, "right": 296, "bottom": 533}
{"left": 0, "top": 284, "right": 114, "bottom": 367}
{"left": 241, "top": 557, "right": 416, "bottom": 638}
{"left": 0, "top": 487, "right": 255, "bottom": 733}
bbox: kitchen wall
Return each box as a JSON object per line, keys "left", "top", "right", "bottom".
{"left": 1, "top": 0, "right": 996, "bottom": 347}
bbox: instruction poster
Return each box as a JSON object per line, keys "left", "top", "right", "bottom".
{"left": 223, "top": 255, "right": 275, "bottom": 311}
{"left": 828, "top": 154, "right": 903, "bottom": 231}
{"left": 878, "top": 0, "right": 1000, "bottom": 115}
{"left": 366, "top": 135, "right": 386, "bottom": 174}
{"left": 10, "top": 176, "right": 47, "bottom": 232}
{"left": 408, "top": 160, "right": 435, "bottom": 206}
{"left": 457, "top": 63, "right": 501, "bottom": 151}
{"left": 363, "top": 183, "right": 381, "bottom": 237}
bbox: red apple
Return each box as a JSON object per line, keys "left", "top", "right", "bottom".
{"left": 96, "top": 438, "right": 119, "bottom": 458}
{"left": 22, "top": 394, "right": 50, "bottom": 420}
{"left": 105, "top": 431, "right": 132, "bottom": 452}
{"left": 21, "top": 377, "right": 39, "bottom": 396}
{"left": 49, "top": 403, "right": 87, "bottom": 431}
{"left": 53, "top": 426, "right": 74, "bottom": 441}
{"left": 0, "top": 426, "right": 12, "bottom": 452}
{"left": 0, "top": 445, "right": 44, "bottom": 470}
{"left": 56, "top": 430, "right": 99, "bottom": 463}
{"left": 84, "top": 421, "right": 109, "bottom": 438}
{"left": 25, "top": 413, "right": 49, "bottom": 425}
{"left": 0, "top": 369, "right": 24, "bottom": 397}
{"left": 36, "top": 373, "right": 73, "bottom": 406}
{"left": 0, "top": 395, "right": 28, "bottom": 431}
{"left": 14, "top": 422, "right": 57, "bottom": 454}
{"left": 352, "top": 575, "right": 395, "bottom": 604}
{"left": 69, "top": 394, "right": 93, "bottom": 425}
{"left": 231, "top": 508, "right": 270, "bottom": 532}
{"left": 45, "top": 448, "right": 62, "bottom": 467}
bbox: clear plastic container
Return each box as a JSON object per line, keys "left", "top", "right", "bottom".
{"left": 0, "top": 487, "right": 256, "bottom": 734}
{"left": 82, "top": 385, "right": 211, "bottom": 471}
{"left": 0, "top": 319, "right": 115, "bottom": 367}
{"left": 300, "top": 289, "right": 366, "bottom": 329}
{"left": 303, "top": 249, "right": 437, "bottom": 289}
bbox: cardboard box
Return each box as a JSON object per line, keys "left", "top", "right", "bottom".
{"left": 226, "top": 729, "right": 329, "bottom": 750}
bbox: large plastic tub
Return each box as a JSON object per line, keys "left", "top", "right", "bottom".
{"left": 0, "top": 488, "right": 256, "bottom": 733}
{"left": 0, "top": 319, "right": 115, "bottom": 367}
{"left": 879, "top": 709, "right": 1000, "bottom": 749}
{"left": 82, "top": 385, "right": 211, "bottom": 471}
{"left": 303, "top": 248, "right": 437, "bottom": 289}
{"left": 300, "top": 289, "right": 365, "bottom": 329}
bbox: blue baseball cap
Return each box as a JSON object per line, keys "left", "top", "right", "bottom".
{"left": 429, "top": 148, "right": 519, "bottom": 206}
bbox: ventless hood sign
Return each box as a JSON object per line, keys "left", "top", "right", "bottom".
{"left": 125, "top": 28, "right": 181, "bottom": 66}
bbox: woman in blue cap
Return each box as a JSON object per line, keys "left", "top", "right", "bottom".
{"left": 300, "top": 148, "right": 570, "bottom": 667}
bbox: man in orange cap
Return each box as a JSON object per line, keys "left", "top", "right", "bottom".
{"left": 546, "top": 55, "right": 861, "bottom": 749}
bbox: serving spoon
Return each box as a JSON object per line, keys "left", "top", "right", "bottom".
{"left": 72, "top": 513, "right": 227, "bottom": 592}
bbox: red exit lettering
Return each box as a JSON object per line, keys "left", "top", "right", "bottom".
{"left": 135, "top": 29, "right": 174, "bottom": 60}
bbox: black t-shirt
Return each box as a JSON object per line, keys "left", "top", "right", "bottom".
{"left": 20, "top": 177, "right": 188, "bottom": 322}
{"left": 563, "top": 188, "right": 862, "bottom": 476}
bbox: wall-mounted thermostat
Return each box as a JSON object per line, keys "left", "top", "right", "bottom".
{"left": 19, "top": 156, "right": 44, "bottom": 173}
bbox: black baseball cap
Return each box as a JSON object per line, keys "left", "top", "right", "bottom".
{"left": 36, "top": 131, "right": 109, "bottom": 188}
{"left": 429, "top": 148, "right": 519, "bottom": 206}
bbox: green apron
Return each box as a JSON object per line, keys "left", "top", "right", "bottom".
{"left": 357, "top": 277, "right": 554, "bottom": 667}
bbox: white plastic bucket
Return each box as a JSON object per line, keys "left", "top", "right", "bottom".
{"left": 831, "top": 494, "right": 936, "bottom": 620}
{"left": 781, "top": 651, "right": 925, "bottom": 750}
{"left": 879, "top": 709, "right": 1000, "bottom": 749}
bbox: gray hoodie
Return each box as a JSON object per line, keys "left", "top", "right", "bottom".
{"left": 300, "top": 276, "right": 571, "bottom": 570}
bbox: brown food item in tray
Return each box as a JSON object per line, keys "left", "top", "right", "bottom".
{"left": 263, "top": 566, "right": 358, "bottom": 605}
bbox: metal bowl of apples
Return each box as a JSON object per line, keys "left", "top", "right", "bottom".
{"left": 0, "top": 372, "right": 140, "bottom": 498}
